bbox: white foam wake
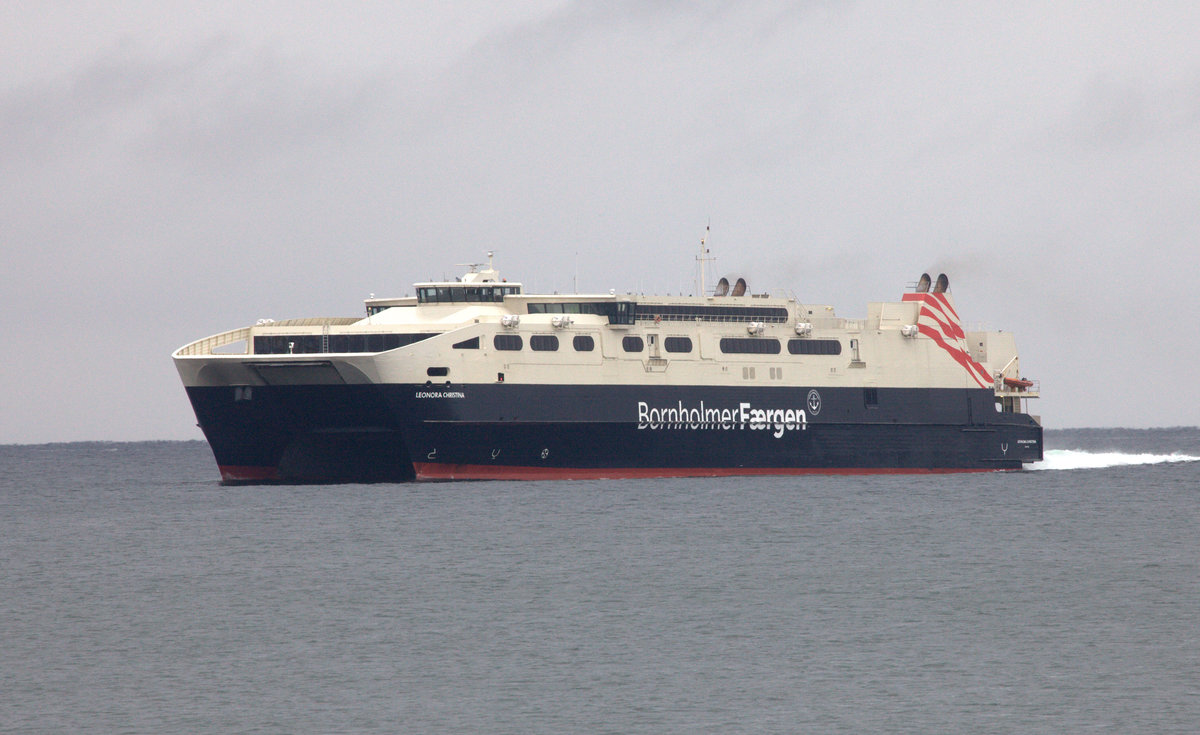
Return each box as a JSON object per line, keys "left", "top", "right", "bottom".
{"left": 1030, "top": 449, "right": 1200, "bottom": 471}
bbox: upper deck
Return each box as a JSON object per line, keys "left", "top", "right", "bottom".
{"left": 172, "top": 256, "right": 1037, "bottom": 421}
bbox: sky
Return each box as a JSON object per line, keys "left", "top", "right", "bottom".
{"left": 3, "top": 1, "right": 1199, "bottom": 444}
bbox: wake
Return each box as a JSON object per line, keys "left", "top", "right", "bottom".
{"left": 1030, "top": 449, "right": 1200, "bottom": 471}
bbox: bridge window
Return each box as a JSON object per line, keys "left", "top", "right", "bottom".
{"left": 417, "top": 285, "right": 517, "bottom": 303}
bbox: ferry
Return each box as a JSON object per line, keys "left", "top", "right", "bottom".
{"left": 173, "top": 251, "right": 1043, "bottom": 482}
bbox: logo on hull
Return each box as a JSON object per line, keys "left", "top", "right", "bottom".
{"left": 637, "top": 400, "right": 808, "bottom": 439}
{"left": 807, "top": 389, "right": 822, "bottom": 416}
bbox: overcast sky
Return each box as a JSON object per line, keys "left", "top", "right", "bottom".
{"left": 3, "top": 1, "right": 1199, "bottom": 444}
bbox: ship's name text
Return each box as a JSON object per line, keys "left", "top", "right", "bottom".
{"left": 637, "top": 400, "right": 807, "bottom": 438}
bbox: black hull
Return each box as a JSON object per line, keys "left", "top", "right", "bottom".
{"left": 185, "top": 383, "right": 1043, "bottom": 483}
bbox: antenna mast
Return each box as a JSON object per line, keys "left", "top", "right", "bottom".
{"left": 696, "top": 222, "right": 716, "bottom": 296}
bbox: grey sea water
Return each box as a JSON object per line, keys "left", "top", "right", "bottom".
{"left": 2, "top": 428, "right": 1198, "bottom": 734}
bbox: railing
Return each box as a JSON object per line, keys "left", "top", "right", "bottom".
{"left": 173, "top": 327, "right": 252, "bottom": 357}
{"left": 265, "top": 317, "right": 360, "bottom": 327}
{"left": 995, "top": 378, "right": 1040, "bottom": 396}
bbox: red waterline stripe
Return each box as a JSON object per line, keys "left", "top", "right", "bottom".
{"left": 412, "top": 463, "right": 1007, "bottom": 481}
{"left": 219, "top": 465, "right": 280, "bottom": 482}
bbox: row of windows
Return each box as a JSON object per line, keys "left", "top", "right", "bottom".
{"left": 257, "top": 331, "right": 843, "bottom": 357}
{"left": 485, "top": 335, "right": 598, "bottom": 352}
{"left": 489, "top": 334, "right": 837, "bottom": 356}
{"left": 719, "top": 338, "right": 843, "bottom": 355}
{"left": 253, "top": 333, "right": 435, "bottom": 354}
{"left": 635, "top": 304, "right": 789, "bottom": 323}
{"left": 527, "top": 301, "right": 636, "bottom": 325}
{"left": 417, "top": 285, "right": 522, "bottom": 304}
{"left": 487, "top": 334, "right": 687, "bottom": 353}
{"left": 624, "top": 336, "right": 691, "bottom": 353}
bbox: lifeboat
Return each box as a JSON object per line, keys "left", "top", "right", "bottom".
{"left": 1003, "top": 377, "right": 1034, "bottom": 389}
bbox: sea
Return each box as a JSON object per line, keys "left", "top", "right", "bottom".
{"left": 2, "top": 428, "right": 1198, "bottom": 734}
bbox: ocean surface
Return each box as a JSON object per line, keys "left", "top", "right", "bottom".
{"left": 2, "top": 428, "right": 1198, "bottom": 734}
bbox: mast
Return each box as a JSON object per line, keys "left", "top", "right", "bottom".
{"left": 696, "top": 223, "right": 716, "bottom": 296}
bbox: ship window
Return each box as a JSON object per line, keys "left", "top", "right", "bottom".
{"left": 253, "top": 336, "right": 285, "bottom": 354}
{"left": 427, "top": 367, "right": 449, "bottom": 377}
{"left": 864, "top": 387, "right": 879, "bottom": 408}
{"left": 664, "top": 337, "right": 692, "bottom": 353}
{"left": 787, "top": 338, "right": 844, "bottom": 355}
{"left": 253, "top": 333, "right": 437, "bottom": 354}
{"left": 328, "top": 335, "right": 363, "bottom": 353}
{"left": 720, "top": 337, "right": 781, "bottom": 354}
{"left": 573, "top": 335, "right": 595, "bottom": 351}
{"left": 527, "top": 301, "right": 634, "bottom": 323}
{"left": 633, "top": 304, "right": 789, "bottom": 323}
{"left": 393, "top": 333, "right": 434, "bottom": 350}
{"left": 530, "top": 335, "right": 559, "bottom": 351}
{"left": 622, "top": 336, "right": 644, "bottom": 352}
{"left": 453, "top": 336, "right": 480, "bottom": 349}
{"left": 493, "top": 334, "right": 523, "bottom": 351}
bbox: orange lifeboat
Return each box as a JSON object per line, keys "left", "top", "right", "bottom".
{"left": 1003, "top": 377, "right": 1034, "bottom": 389}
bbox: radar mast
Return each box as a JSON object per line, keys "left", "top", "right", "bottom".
{"left": 696, "top": 224, "right": 717, "bottom": 296}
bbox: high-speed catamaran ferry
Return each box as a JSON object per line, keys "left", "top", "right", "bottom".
{"left": 173, "top": 252, "right": 1042, "bottom": 482}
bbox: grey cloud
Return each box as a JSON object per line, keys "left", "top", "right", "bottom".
{"left": 3, "top": 2, "right": 1200, "bottom": 442}
{"left": 1061, "top": 72, "right": 1200, "bottom": 150}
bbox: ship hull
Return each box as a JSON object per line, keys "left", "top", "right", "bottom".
{"left": 184, "top": 383, "right": 1043, "bottom": 483}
